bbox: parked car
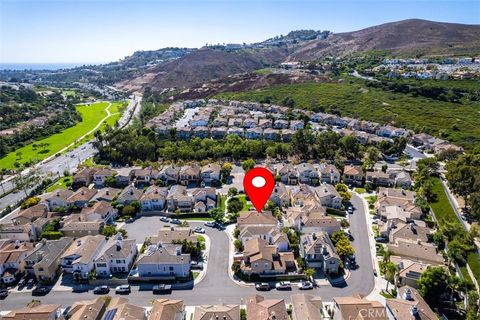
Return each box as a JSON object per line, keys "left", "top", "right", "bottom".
{"left": 194, "top": 227, "right": 205, "bottom": 234}
{"left": 115, "top": 285, "right": 131, "bottom": 294}
{"left": 204, "top": 221, "right": 216, "bottom": 228}
{"left": 160, "top": 216, "right": 170, "bottom": 223}
{"left": 255, "top": 283, "right": 270, "bottom": 291}
{"left": 26, "top": 278, "right": 36, "bottom": 288}
{"left": 275, "top": 281, "right": 291, "bottom": 290}
{"left": 298, "top": 281, "right": 313, "bottom": 290}
{"left": 152, "top": 284, "right": 172, "bottom": 294}
{"left": 375, "top": 237, "right": 388, "bottom": 243}
{"left": 191, "top": 261, "right": 204, "bottom": 270}
{"left": 170, "top": 219, "right": 181, "bottom": 225}
{"left": 347, "top": 206, "right": 354, "bottom": 214}
{"left": 215, "top": 222, "right": 225, "bottom": 230}
{"left": 17, "top": 278, "right": 27, "bottom": 288}
{"left": 125, "top": 217, "right": 135, "bottom": 223}
{"left": 32, "top": 286, "right": 49, "bottom": 296}
{"left": 93, "top": 286, "right": 110, "bottom": 294}
{"left": 0, "top": 288, "right": 8, "bottom": 299}
{"left": 347, "top": 233, "right": 355, "bottom": 241}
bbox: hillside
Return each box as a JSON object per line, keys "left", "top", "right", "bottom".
{"left": 116, "top": 47, "right": 291, "bottom": 92}
{"left": 290, "top": 19, "right": 480, "bottom": 61}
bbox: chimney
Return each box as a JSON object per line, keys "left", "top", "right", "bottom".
{"left": 404, "top": 288, "right": 413, "bottom": 301}
{"left": 77, "top": 239, "right": 81, "bottom": 246}
{"left": 106, "top": 189, "right": 109, "bottom": 195}
{"left": 116, "top": 235, "right": 123, "bottom": 251}
{"left": 176, "top": 247, "right": 181, "bottom": 256}
{"left": 14, "top": 240, "right": 21, "bottom": 248}
{"left": 411, "top": 306, "right": 418, "bottom": 316}
{"left": 312, "top": 233, "right": 317, "bottom": 240}
{"left": 170, "top": 226, "right": 174, "bottom": 231}
{"left": 56, "top": 191, "right": 60, "bottom": 196}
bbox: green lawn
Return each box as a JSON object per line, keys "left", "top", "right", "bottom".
{"left": 0, "top": 101, "right": 124, "bottom": 170}
{"left": 216, "top": 78, "right": 480, "bottom": 149}
{"left": 47, "top": 176, "right": 73, "bottom": 192}
{"left": 219, "top": 195, "right": 227, "bottom": 212}
{"left": 355, "top": 187, "right": 367, "bottom": 194}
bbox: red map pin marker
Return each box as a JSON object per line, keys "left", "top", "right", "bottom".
{"left": 243, "top": 167, "right": 275, "bottom": 213}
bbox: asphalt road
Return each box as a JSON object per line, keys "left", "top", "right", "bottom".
{"left": 0, "top": 98, "right": 139, "bottom": 213}
{"left": 0, "top": 199, "right": 374, "bottom": 308}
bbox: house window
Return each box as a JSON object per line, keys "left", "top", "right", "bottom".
{"left": 169, "top": 266, "right": 174, "bottom": 271}
{"left": 38, "top": 267, "right": 44, "bottom": 272}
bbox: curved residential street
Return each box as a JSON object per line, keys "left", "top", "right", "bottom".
{"left": 0, "top": 193, "right": 375, "bottom": 309}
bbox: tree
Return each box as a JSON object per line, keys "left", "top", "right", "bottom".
{"left": 105, "top": 175, "right": 117, "bottom": 188}
{"left": 469, "top": 192, "right": 480, "bottom": 221}
{"left": 234, "top": 239, "right": 243, "bottom": 252}
{"left": 102, "top": 225, "right": 117, "bottom": 238}
{"left": 231, "top": 261, "right": 241, "bottom": 274}
{"left": 20, "top": 196, "right": 40, "bottom": 209}
{"left": 335, "top": 238, "right": 355, "bottom": 259}
{"left": 241, "top": 159, "right": 255, "bottom": 172}
{"left": 221, "top": 162, "right": 233, "bottom": 182}
{"left": 209, "top": 208, "right": 224, "bottom": 222}
{"left": 417, "top": 266, "right": 450, "bottom": 304}
{"left": 121, "top": 205, "right": 136, "bottom": 217}
{"left": 233, "top": 227, "right": 240, "bottom": 239}
{"left": 227, "top": 197, "right": 243, "bottom": 214}
{"left": 335, "top": 183, "right": 351, "bottom": 203}
{"left": 304, "top": 268, "right": 316, "bottom": 280}
{"left": 227, "top": 187, "right": 238, "bottom": 198}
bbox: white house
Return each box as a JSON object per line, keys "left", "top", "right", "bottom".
{"left": 136, "top": 244, "right": 191, "bottom": 278}
{"left": 94, "top": 234, "right": 137, "bottom": 277}
{"left": 140, "top": 186, "right": 168, "bottom": 211}
{"left": 316, "top": 184, "right": 343, "bottom": 209}
{"left": 60, "top": 235, "right": 106, "bottom": 281}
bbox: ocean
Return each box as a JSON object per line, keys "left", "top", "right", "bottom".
{"left": 0, "top": 63, "right": 102, "bottom": 71}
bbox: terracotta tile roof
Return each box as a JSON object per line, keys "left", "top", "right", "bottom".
{"left": 291, "top": 294, "right": 323, "bottom": 320}
{"left": 246, "top": 295, "right": 288, "bottom": 320}
{"left": 194, "top": 304, "right": 240, "bottom": 320}
{"left": 149, "top": 299, "right": 184, "bottom": 320}
{"left": 386, "top": 286, "right": 437, "bottom": 320}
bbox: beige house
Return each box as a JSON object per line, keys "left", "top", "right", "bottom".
{"left": 300, "top": 232, "right": 340, "bottom": 274}
{"left": 148, "top": 299, "right": 185, "bottom": 320}
{"left": 60, "top": 235, "right": 107, "bottom": 280}
{"left": 333, "top": 294, "right": 387, "bottom": 320}
{"left": 343, "top": 165, "right": 364, "bottom": 186}
{"left": 23, "top": 237, "right": 73, "bottom": 282}
{"left": 241, "top": 238, "right": 295, "bottom": 275}
{"left": 12, "top": 203, "right": 49, "bottom": 225}
{"left": 194, "top": 304, "right": 239, "bottom": 320}
{"left": 105, "top": 297, "right": 146, "bottom": 320}
{"left": 59, "top": 298, "right": 105, "bottom": 320}
{"left": 387, "top": 239, "right": 444, "bottom": 265}
{"left": 390, "top": 256, "right": 433, "bottom": 288}
{"left": 3, "top": 302, "right": 61, "bottom": 320}
{"left": 246, "top": 295, "right": 288, "bottom": 320}
{"left": 386, "top": 286, "right": 437, "bottom": 320}
{"left": 236, "top": 211, "right": 278, "bottom": 229}
{"left": 150, "top": 227, "right": 198, "bottom": 245}
{"left": 286, "top": 206, "right": 341, "bottom": 235}
{"left": 291, "top": 294, "right": 323, "bottom": 320}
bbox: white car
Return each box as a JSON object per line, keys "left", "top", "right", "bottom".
{"left": 115, "top": 285, "right": 131, "bottom": 294}
{"left": 298, "top": 281, "right": 313, "bottom": 290}
{"left": 194, "top": 227, "right": 205, "bottom": 234}
{"left": 275, "top": 281, "right": 291, "bottom": 290}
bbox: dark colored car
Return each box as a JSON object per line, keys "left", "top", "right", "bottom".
{"left": 93, "top": 285, "right": 110, "bottom": 294}
{"left": 0, "top": 288, "right": 8, "bottom": 299}
{"left": 255, "top": 283, "right": 270, "bottom": 291}
{"left": 32, "top": 286, "right": 49, "bottom": 296}
{"left": 26, "top": 278, "right": 36, "bottom": 288}
{"left": 152, "top": 284, "right": 172, "bottom": 294}
{"left": 375, "top": 237, "right": 388, "bottom": 243}
{"left": 170, "top": 219, "right": 181, "bottom": 225}
{"left": 347, "top": 206, "right": 354, "bottom": 214}
{"left": 17, "top": 278, "right": 27, "bottom": 288}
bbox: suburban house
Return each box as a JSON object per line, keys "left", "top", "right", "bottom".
{"left": 239, "top": 225, "right": 289, "bottom": 252}
{"left": 193, "top": 304, "right": 239, "bottom": 320}
{"left": 104, "top": 297, "right": 146, "bottom": 320}
{"left": 300, "top": 232, "right": 340, "bottom": 274}
{"left": 269, "top": 183, "right": 290, "bottom": 207}
{"left": 136, "top": 243, "right": 191, "bottom": 278}
{"left": 386, "top": 286, "right": 437, "bottom": 320}
{"left": 343, "top": 165, "right": 364, "bottom": 186}
{"left": 290, "top": 184, "right": 317, "bottom": 207}
{"left": 246, "top": 295, "right": 288, "bottom": 320}
{"left": 23, "top": 237, "right": 73, "bottom": 282}
{"left": 132, "top": 168, "right": 156, "bottom": 186}
{"left": 60, "top": 298, "right": 105, "bottom": 320}
{"left": 277, "top": 164, "right": 298, "bottom": 185}
{"left": 12, "top": 203, "right": 49, "bottom": 225}
{"left": 59, "top": 219, "right": 104, "bottom": 238}
{"left": 395, "top": 171, "right": 412, "bottom": 188}
{"left": 375, "top": 188, "right": 423, "bottom": 221}
{"left": 94, "top": 234, "right": 137, "bottom": 277}
{"left": 117, "top": 184, "right": 144, "bottom": 205}
{"left": 0, "top": 241, "right": 35, "bottom": 284}
{"left": 66, "top": 187, "right": 97, "bottom": 208}
{"left": 2, "top": 302, "right": 61, "bottom": 320}
{"left": 241, "top": 238, "right": 295, "bottom": 275}
{"left": 333, "top": 295, "right": 387, "bottom": 320}
{"left": 286, "top": 206, "right": 341, "bottom": 235}
{"left": 236, "top": 211, "right": 278, "bottom": 230}
{"left": 390, "top": 256, "right": 432, "bottom": 288}
{"left": 319, "top": 163, "right": 341, "bottom": 185}
{"left": 92, "top": 168, "right": 115, "bottom": 187}
{"left": 92, "top": 187, "right": 121, "bottom": 202}
{"left": 73, "top": 168, "right": 95, "bottom": 187}
{"left": 296, "top": 163, "right": 319, "bottom": 185}
{"left": 43, "top": 189, "right": 74, "bottom": 210}
{"left": 115, "top": 167, "right": 133, "bottom": 186}
{"left": 315, "top": 184, "right": 343, "bottom": 209}
{"left": 159, "top": 165, "right": 180, "bottom": 185}
{"left": 387, "top": 239, "right": 444, "bottom": 265}
{"left": 80, "top": 201, "right": 118, "bottom": 223}
{"left": 366, "top": 171, "right": 395, "bottom": 187}
{"left": 291, "top": 294, "right": 323, "bottom": 320}
{"left": 60, "top": 235, "right": 107, "bottom": 281}
{"left": 200, "top": 163, "right": 221, "bottom": 185}
{"left": 263, "top": 128, "right": 280, "bottom": 140}
{"left": 167, "top": 185, "right": 194, "bottom": 212}
{"left": 290, "top": 120, "right": 304, "bottom": 131}
{"left": 149, "top": 299, "right": 185, "bottom": 320}
{"left": 0, "top": 223, "right": 37, "bottom": 241}
{"left": 140, "top": 186, "right": 168, "bottom": 211}
{"left": 274, "top": 119, "right": 289, "bottom": 129}
{"left": 179, "top": 165, "right": 201, "bottom": 186}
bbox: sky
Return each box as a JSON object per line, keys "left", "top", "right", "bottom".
{"left": 0, "top": 0, "right": 479, "bottom": 63}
